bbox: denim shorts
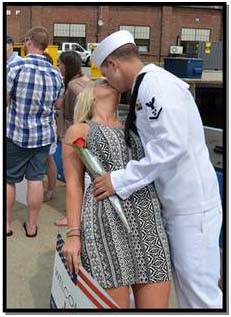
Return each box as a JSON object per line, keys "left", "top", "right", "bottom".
{"left": 7, "top": 138, "right": 50, "bottom": 183}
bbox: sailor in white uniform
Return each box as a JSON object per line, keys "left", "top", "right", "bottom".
{"left": 91, "top": 30, "right": 223, "bottom": 309}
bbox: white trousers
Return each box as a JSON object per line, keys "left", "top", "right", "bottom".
{"left": 163, "top": 207, "right": 223, "bottom": 308}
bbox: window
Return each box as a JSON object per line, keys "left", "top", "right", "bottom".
{"left": 120, "top": 25, "right": 150, "bottom": 53}
{"left": 181, "top": 28, "right": 210, "bottom": 42}
{"left": 181, "top": 28, "right": 210, "bottom": 57}
{"left": 71, "top": 44, "right": 84, "bottom": 53}
{"left": 54, "top": 24, "right": 69, "bottom": 37}
{"left": 64, "top": 43, "right": 69, "bottom": 50}
{"left": 196, "top": 29, "right": 210, "bottom": 41}
{"left": 70, "top": 24, "right": 85, "bottom": 37}
{"left": 53, "top": 23, "right": 87, "bottom": 48}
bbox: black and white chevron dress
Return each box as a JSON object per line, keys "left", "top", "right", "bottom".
{"left": 80, "top": 121, "right": 172, "bottom": 288}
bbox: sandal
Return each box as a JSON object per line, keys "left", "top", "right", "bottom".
{"left": 6, "top": 230, "right": 13, "bottom": 237}
{"left": 23, "top": 222, "right": 38, "bottom": 238}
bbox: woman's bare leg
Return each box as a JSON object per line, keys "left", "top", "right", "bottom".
{"left": 105, "top": 285, "right": 130, "bottom": 308}
{"left": 132, "top": 281, "right": 171, "bottom": 308}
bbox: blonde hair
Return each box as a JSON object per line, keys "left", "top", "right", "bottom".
{"left": 74, "top": 78, "right": 107, "bottom": 123}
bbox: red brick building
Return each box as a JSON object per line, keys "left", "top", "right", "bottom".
{"left": 6, "top": 4, "right": 223, "bottom": 62}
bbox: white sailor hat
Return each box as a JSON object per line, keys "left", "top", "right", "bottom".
{"left": 91, "top": 30, "right": 135, "bottom": 68}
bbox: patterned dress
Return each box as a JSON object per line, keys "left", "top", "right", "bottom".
{"left": 80, "top": 121, "right": 172, "bottom": 289}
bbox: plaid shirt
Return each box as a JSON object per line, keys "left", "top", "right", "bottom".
{"left": 7, "top": 54, "right": 64, "bottom": 148}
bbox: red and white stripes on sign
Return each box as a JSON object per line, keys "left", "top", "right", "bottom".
{"left": 76, "top": 269, "right": 120, "bottom": 309}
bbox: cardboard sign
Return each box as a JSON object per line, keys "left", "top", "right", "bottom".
{"left": 50, "top": 234, "right": 120, "bottom": 309}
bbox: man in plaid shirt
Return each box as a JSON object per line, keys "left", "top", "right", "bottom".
{"left": 6, "top": 26, "right": 63, "bottom": 237}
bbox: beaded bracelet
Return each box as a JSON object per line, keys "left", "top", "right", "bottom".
{"left": 66, "top": 227, "right": 81, "bottom": 235}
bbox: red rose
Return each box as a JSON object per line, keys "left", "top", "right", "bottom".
{"left": 73, "top": 137, "right": 86, "bottom": 148}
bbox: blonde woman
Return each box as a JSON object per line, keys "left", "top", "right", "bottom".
{"left": 62, "top": 79, "right": 172, "bottom": 308}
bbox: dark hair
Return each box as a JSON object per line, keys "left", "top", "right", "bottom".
{"left": 104, "top": 43, "right": 140, "bottom": 65}
{"left": 59, "top": 51, "right": 83, "bottom": 89}
{"left": 25, "top": 26, "right": 49, "bottom": 51}
{"left": 43, "top": 52, "right": 53, "bottom": 65}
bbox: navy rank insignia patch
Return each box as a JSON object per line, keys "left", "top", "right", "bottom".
{"left": 145, "top": 97, "right": 162, "bottom": 119}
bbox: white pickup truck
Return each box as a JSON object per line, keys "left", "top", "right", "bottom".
{"left": 58, "top": 42, "right": 91, "bottom": 66}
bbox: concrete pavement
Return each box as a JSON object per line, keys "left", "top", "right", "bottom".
{"left": 6, "top": 181, "right": 67, "bottom": 309}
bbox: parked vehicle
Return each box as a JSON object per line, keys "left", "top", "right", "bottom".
{"left": 58, "top": 42, "right": 91, "bottom": 66}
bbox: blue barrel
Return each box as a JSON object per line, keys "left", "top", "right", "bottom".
{"left": 164, "top": 57, "right": 203, "bottom": 78}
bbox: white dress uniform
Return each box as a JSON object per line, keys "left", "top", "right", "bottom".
{"left": 91, "top": 30, "right": 223, "bottom": 308}
{"left": 110, "top": 64, "right": 223, "bottom": 308}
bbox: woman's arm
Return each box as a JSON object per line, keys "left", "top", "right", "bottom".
{"left": 62, "top": 123, "right": 89, "bottom": 274}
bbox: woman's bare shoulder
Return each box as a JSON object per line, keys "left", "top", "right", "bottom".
{"left": 64, "top": 122, "right": 89, "bottom": 142}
